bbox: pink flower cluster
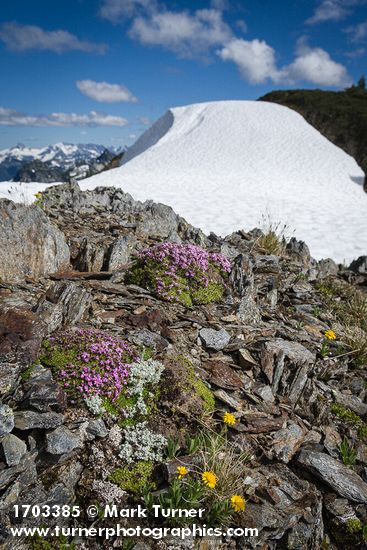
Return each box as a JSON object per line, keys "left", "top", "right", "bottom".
{"left": 137, "top": 241, "right": 231, "bottom": 301}
{"left": 48, "top": 329, "right": 137, "bottom": 402}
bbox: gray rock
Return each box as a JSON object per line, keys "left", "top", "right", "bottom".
{"left": 73, "top": 236, "right": 105, "bottom": 272}
{"left": 254, "top": 384, "right": 275, "bottom": 403}
{"left": 214, "top": 389, "right": 243, "bottom": 410}
{"left": 107, "top": 235, "right": 135, "bottom": 270}
{"left": 272, "top": 422, "right": 304, "bottom": 463}
{"left": 243, "top": 463, "right": 322, "bottom": 548}
{"left": 128, "top": 328, "right": 170, "bottom": 352}
{"left": 296, "top": 450, "right": 367, "bottom": 503}
{"left": 238, "top": 348, "right": 257, "bottom": 369}
{"left": 0, "top": 359, "right": 22, "bottom": 398}
{"left": 0, "top": 199, "right": 70, "bottom": 282}
{"left": 349, "top": 255, "right": 367, "bottom": 275}
{"left": 286, "top": 237, "right": 311, "bottom": 265}
{"left": 254, "top": 254, "right": 280, "bottom": 273}
{"left": 14, "top": 411, "right": 64, "bottom": 430}
{"left": 318, "top": 258, "right": 339, "bottom": 278}
{"left": 1, "top": 433, "right": 27, "bottom": 466}
{"left": 261, "top": 339, "right": 315, "bottom": 403}
{"left": 324, "top": 495, "right": 358, "bottom": 529}
{"left": 36, "top": 281, "right": 91, "bottom": 333}
{"left": 331, "top": 390, "right": 367, "bottom": 417}
{"left": 0, "top": 404, "right": 14, "bottom": 436}
{"left": 22, "top": 365, "right": 66, "bottom": 413}
{"left": 46, "top": 426, "right": 82, "bottom": 455}
{"left": 0, "top": 451, "right": 37, "bottom": 491}
{"left": 323, "top": 426, "right": 342, "bottom": 459}
{"left": 229, "top": 254, "right": 261, "bottom": 323}
{"left": 199, "top": 328, "right": 230, "bottom": 351}
{"left": 87, "top": 419, "right": 108, "bottom": 439}
{"left": 41, "top": 182, "right": 208, "bottom": 246}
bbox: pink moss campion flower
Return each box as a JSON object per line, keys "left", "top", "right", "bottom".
{"left": 128, "top": 241, "right": 232, "bottom": 305}
{"left": 43, "top": 329, "right": 137, "bottom": 404}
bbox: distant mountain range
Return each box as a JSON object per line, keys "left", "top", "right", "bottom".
{"left": 0, "top": 142, "right": 123, "bottom": 182}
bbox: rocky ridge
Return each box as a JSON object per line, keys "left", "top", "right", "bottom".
{"left": 0, "top": 183, "right": 366, "bottom": 549}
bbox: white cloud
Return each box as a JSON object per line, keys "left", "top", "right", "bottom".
{"left": 345, "top": 19, "right": 367, "bottom": 41}
{"left": 130, "top": 9, "right": 232, "bottom": 57}
{"left": 217, "top": 37, "right": 350, "bottom": 87}
{"left": 100, "top": 0, "right": 157, "bottom": 22}
{"left": 236, "top": 20, "right": 248, "bottom": 33}
{"left": 76, "top": 80, "right": 138, "bottom": 103}
{"left": 345, "top": 46, "right": 366, "bottom": 57}
{"left": 0, "top": 22, "right": 107, "bottom": 53}
{"left": 306, "top": 0, "right": 363, "bottom": 25}
{"left": 218, "top": 38, "right": 280, "bottom": 84}
{"left": 0, "top": 107, "right": 128, "bottom": 127}
{"left": 210, "top": 0, "right": 229, "bottom": 10}
{"left": 283, "top": 44, "right": 351, "bottom": 86}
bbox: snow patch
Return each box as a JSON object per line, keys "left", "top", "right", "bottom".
{"left": 1, "top": 101, "right": 366, "bottom": 263}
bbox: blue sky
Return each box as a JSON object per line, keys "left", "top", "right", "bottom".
{"left": 0, "top": 0, "right": 366, "bottom": 149}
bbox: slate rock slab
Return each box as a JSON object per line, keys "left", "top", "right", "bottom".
{"left": 14, "top": 411, "right": 64, "bottom": 431}
{"left": 296, "top": 449, "right": 367, "bottom": 503}
{"left": 0, "top": 404, "right": 14, "bottom": 436}
{"left": 1, "top": 433, "right": 27, "bottom": 466}
{"left": 46, "top": 426, "right": 82, "bottom": 455}
{"left": 199, "top": 328, "right": 230, "bottom": 351}
{"left": 0, "top": 199, "right": 70, "bottom": 282}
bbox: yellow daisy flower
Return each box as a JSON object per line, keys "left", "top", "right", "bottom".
{"left": 202, "top": 471, "right": 217, "bottom": 489}
{"left": 231, "top": 495, "right": 245, "bottom": 513}
{"left": 324, "top": 329, "right": 336, "bottom": 341}
{"left": 223, "top": 412, "right": 236, "bottom": 426}
{"left": 177, "top": 466, "right": 188, "bottom": 479}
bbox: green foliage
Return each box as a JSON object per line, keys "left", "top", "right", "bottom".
{"left": 20, "top": 362, "right": 37, "bottom": 381}
{"left": 176, "top": 355, "right": 216, "bottom": 414}
{"left": 185, "top": 433, "right": 203, "bottom": 455}
{"left": 127, "top": 261, "right": 225, "bottom": 307}
{"left": 331, "top": 403, "right": 367, "bottom": 440}
{"left": 28, "top": 534, "right": 76, "bottom": 549}
{"left": 257, "top": 216, "right": 291, "bottom": 255}
{"left": 339, "top": 437, "right": 357, "bottom": 466}
{"left": 192, "top": 378, "right": 215, "bottom": 413}
{"left": 357, "top": 75, "right": 366, "bottom": 90}
{"left": 164, "top": 436, "right": 181, "bottom": 460}
{"left": 206, "top": 499, "right": 233, "bottom": 526}
{"left": 191, "top": 282, "right": 224, "bottom": 304}
{"left": 40, "top": 343, "right": 77, "bottom": 371}
{"left": 109, "top": 461, "right": 154, "bottom": 495}
{"left": 125, "top": 242, "right": 230, "bottom": 308}
{"left": 33, "top": 192, "right": 44, "bottom": 209}
{"left": 346, "top": 518, "right": 362, "bottom": 535}
{"left": 315, "top": 277, "right": 367, "bottom": 367}
{"left": 141, "top": 346, "right": 154, "bottom": 361}
{"left": 257, "top": 230, "right": 284, "bottom": 255}
{"left": 153, "top": 427, "right": 248, "bottom": 527}
{"left": 186, "top": 366, "right": 215, "bottom": 413}
{"left": 158, "top": 477, "right": 205, "bottom": 517}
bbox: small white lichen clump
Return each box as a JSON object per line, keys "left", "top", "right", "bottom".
{"left": 119, "top": 421, "right": 167, "bottom": 464}
{"left": 91, "top": 479, "right": 126, "bottom": 504}
{"left": 84, "top": 394, "right": 106, "bottom": 416}
{"left": 128, "top": 359, "right": 164, "bottom": 395}
{"left": 125, "top": 359, "right": 164, "bottom": 418}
